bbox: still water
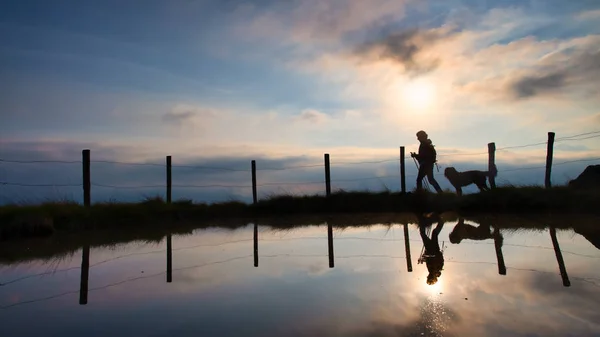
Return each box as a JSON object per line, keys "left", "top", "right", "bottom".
{"left": 1, "top": 217, "right": 600, "bottom": 337}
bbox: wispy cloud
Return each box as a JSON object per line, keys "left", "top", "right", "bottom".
{"left": 162, "top": 104, "right": 216, "bottom": 134}
{"left": 294, "top": 109, "right": 329, "bottom": 125}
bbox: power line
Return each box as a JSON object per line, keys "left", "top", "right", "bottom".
{"left": 258, "top": 163, "right": 323, "bottom": 171}
{"left": 556, "top": 130, "right": 600, "bottom": 140}
{"left": 258, "top": 180, "right": 324, "bottom": 186}
{"left": 93, "top": 160, "right": 250, "bottom": 172}
{"left": 500, "top": 157, "right": 600, "bottom": 173}
{"left": 331, "top": 175, "right": 399, "bottom": 182}
{"left": 92, "top": 183, "right": 251, "bottom": 189}
{"left": 554, "top": 157, "right": 600, "bottom": 166}
{"left": 171, "top": 164, "right": 249, "bottom": 172}
{"left": 556, "top": 134, "right": 600, "bottom": 143}
{"left": 333, "top": 158, "right": 398, "bottom": 165}
{"left": 497, "top": 142, "right": 548, "bottom": 151}
{"left": 0, "top": 159, "right": 80, "bottom": 164}
{"left": 0, "top": 182, "right": 81, "bottom": 187}
{"left": 437, "top": 151, "right": 488, "bottom": 158}
{"left": 257, "top": 175, "right": 399, "bottom": 186}
{"left": 92, "top": 183, "right": 163, "bottom": 189}
{"left": 91, "top": 160, "right": 164, "bottom": 167}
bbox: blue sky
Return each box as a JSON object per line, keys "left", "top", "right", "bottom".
{"left": 1, "top": 0, "right": 600, "bottom": 203}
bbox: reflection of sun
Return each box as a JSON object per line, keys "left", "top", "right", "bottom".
{"left": 402, "top": 78, "right": 437, "bottom": 110}
{"left": 425, "top": 277, "right": 444, "bottom": 295}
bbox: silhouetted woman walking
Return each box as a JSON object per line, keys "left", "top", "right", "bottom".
{"left": 411, "top": 130, "right": 443, "bottom": 193}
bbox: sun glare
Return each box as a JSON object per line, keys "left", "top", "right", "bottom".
{"left": 426, "top": 277, "right": 444, "bottom": 295}
{"left": 402, "top": 78, "right": 436, "bottom": 110}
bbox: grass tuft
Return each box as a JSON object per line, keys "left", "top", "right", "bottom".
{"left": 1, "top": 185, "right": 599, "bottom": 242}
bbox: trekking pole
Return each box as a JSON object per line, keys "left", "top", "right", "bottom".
{"left": 412, "top": 157, "right": 431, "bottom": 191}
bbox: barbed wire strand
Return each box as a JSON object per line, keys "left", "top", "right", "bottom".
{"left": 556, "top": 130, "right": 600, "bottom": 140}
{"left": 2, "top": 156, "right": 598, "bottom": 189}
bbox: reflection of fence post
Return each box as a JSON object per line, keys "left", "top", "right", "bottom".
{"left": 487, "top": 143, "right": 496, "bottom": 189}
{"left": 404, "top": 224, "right": 413, "bottom": 272}
{"left": 251, "top": 160, "right": 257, "bottom": 204}
{"left": 545, "top": 132, "right": 555, "bottom": 188}
{"left": 550, "top": 227, "right": 570, "bottom": 287}
{"left": 324, "top": 154, "right": 331, "bottom": 197}
{"left": 254, "top": 223, "right": 259, "bottom": 267}
{"left": 79, "top": 245, "right": 90, "bottom": 305}
{"left": 327, "top": 224, "right": 334, "bottom": 268}
{"left": 400, "top": 147, "right": 406, "bottom": 194}
{"left": 167, "top": 235, "right": 172, "bottom": 283}
{"left": 82, "top": 149, "right": 91, "bottom": 206}
{"left": 493, "top": 228, "right": 506, "bottom": 275}
{"left": 166, "top": 156, "right": 172, "bottom": 204}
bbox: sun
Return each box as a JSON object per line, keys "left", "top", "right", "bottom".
{"left": 401, "top": 78, "right": 437, "bottom": 110}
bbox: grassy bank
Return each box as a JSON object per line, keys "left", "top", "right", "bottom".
{"left": 1, "top": 186, "right": 599, "bottom": 242}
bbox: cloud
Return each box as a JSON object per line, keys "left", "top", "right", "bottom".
{"left": 163, "top": 104, "right": 215, "bottom": 124}
{"left": 511, "top": 72, "right": 567, "bottom": 98}
{"left": 353, "top": 27, "right": 455, "bottom": 76}
{"left": 576, "top": 9, "right": 600, "bottom": 21}
{"left": 161, "top": 104, "right": 217, "bottom": 135}
{"left": 508, "top": 48, "right": 600, "bottom": 99}
{"left": 232, "top": 0, "right": 409, "bottom": 45}
{"left": 295, "top": 109, "right": 329, "bottom": 124}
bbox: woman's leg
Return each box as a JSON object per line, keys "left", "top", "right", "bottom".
{"left": 426, "top": 165, "right": 443, "bottom": 193}
{"left": 416, "top": 165, "right": 427, "bottom": 191}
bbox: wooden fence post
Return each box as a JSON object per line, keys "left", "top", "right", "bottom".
{"left": 400, "top": 146, "right": 406, "bottom": 194}
{"left": 324, "top": 154, "right": 331, "bottom": 197}
{"left": 545, "top": 132, "right": 555, "bottom": 188}
{"left": 487, "top": 143, "right": 496, "bottom": 189}
{"left": 166, "top": 156, "right": 172, "bottom": 204}
{"left": 251, "top": 160, "right": 257, "bottom": 204}
{"left": 82, "top": 149, "right": 91, "bottom": 207}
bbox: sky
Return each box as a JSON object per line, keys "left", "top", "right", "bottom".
{"left": 1, "top": 0, "right": 600, "bottom": 204}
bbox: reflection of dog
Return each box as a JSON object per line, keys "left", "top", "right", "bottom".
{"left": 449, "top": 219, "right": 493, "bottom": 244}
{"left": 444, "top": 166, "right": 497, "bottom": 196}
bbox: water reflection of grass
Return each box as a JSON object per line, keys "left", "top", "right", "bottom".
{"left": 0, "top": 186, "right": 598, "bottom": 242}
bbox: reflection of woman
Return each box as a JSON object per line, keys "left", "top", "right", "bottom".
{"left": 418, "top": 214, "right": 445, "bottom": 285}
